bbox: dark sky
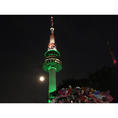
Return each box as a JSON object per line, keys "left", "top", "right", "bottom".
{"left": 0, "top": 15, "right": 117, "bottom": 103}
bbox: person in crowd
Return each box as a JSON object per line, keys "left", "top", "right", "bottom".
{"left": 51, "top": 86, "right": 113, "bottom": 103}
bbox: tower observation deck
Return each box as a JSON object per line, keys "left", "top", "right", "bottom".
{"left": 42, "top": 16, "right": 62, "bottom": 102}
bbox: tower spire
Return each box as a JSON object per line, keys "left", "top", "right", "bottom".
{"left": 51, "top": 16, "right": 54, "bottom": 27}
{"left": 50, "top": 16, "right": 54, "bottom": 34}
{"left": 48, "top": 16, "right": 56, "bottom": 51}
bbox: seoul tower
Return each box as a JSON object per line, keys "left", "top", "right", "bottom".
{"left": 42, "top": 16, "right": 62, "bottom": 102}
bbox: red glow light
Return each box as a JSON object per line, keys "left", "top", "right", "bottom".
{"left": 113, "top": 59, "right": 117, "bottom": 64}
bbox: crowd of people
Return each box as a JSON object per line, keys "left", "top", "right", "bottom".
{"left": 50, "top": 86, "right": 113, "bottom": 103}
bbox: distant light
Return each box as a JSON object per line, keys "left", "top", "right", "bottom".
{"left": 113, "top": 59, "right": 117, "bottom": 64}
{"left": 39, "top": 76, "right": 45, "bottom": 82}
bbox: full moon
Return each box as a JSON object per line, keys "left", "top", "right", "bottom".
{"left": 39, "top": 76, "right": 45, "bottom": 82}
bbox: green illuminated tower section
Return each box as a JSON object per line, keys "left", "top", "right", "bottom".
{"left": 42, "top": 16, "right": 62, "bottom": 102}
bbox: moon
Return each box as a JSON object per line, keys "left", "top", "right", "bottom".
{"left": 39, "top": 76, "right": 45, "bottom": 82}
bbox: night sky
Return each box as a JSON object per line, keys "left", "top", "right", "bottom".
{"left": 0, "top": 15, "right": 117, "bottom": 103}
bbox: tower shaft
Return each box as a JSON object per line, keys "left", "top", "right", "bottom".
{"left": 49, "top": 68, "right": 56, "bottom": 94}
